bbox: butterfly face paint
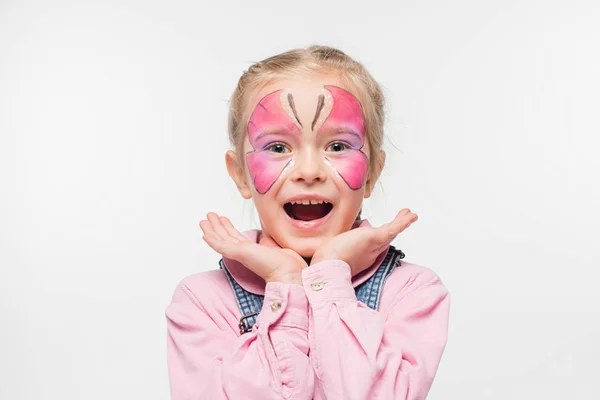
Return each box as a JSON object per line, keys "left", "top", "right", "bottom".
{"left": 246, "top": 89, "right": 302, "bottom": 194}
{"left": 316, "top": 85, "right": 368, "bottom": 190}
{"left": 246, "top": 85, "right": 368, "bottom": 194}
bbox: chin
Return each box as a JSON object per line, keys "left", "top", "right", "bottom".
{"left": 294, "top": 245, "right": 317, "bottom": 259}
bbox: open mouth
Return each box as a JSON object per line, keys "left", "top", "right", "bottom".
{"left": 283, "top": 201, "right": 334, "bottom": 221}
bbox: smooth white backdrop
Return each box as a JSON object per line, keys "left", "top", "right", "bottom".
{"left": 1, "top": 0, "right": 599, "bottom": 399}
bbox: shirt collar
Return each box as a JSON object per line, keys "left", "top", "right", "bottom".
{"left": 221, "top": 219, "right": 390, "bottom": 296}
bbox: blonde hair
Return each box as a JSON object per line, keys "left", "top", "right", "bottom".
{"left": 228, "top": 45, "right": 386, "bottom": 219}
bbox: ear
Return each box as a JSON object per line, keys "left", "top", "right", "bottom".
{"left": 364, "top": 150, "right": 386, "bottom": 198}
{"left": 225, "top": 150, "right": 253, "bottom": 199}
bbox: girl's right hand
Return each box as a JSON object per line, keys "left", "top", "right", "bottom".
{"left": 199, "top": 212, "right": 308, "bottom": 286}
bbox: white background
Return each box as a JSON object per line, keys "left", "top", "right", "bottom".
{"left": 1, "top": 0, "right": 599, "bottom": 399}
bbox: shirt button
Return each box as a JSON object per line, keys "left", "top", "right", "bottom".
{"left": 311, "top": 279, "right": 325, "bottom": 291}
{"left": 270, "top": 300, "right": 282, "bottom": 312}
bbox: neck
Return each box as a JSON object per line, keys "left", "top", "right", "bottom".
{"left": 303, "top": 257, "right": 312, "bottom": 266}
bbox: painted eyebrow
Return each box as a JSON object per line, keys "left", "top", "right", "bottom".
{"left": 287, "top": 93, "right": 303, "bottom": 128}
{"left": 311, "top": 94, "right": 325, "bottom": 131}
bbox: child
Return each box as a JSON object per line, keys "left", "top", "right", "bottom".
{"left": 165, "top": 45, "right": 450, "bottom": 400}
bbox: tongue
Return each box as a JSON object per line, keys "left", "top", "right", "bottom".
{"left": 292, "top": 204, "right": 327, "bottom": 221}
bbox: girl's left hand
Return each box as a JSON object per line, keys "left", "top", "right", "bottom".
{"left": 311, "top": 208, "right": 418, "bottom": 276}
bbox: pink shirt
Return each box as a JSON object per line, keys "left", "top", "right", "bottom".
{"left": 166, "top": 223, "right": 450, "bottom": 399}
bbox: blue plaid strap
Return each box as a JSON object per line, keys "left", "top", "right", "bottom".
{"left": 355, "top": 245, "right": 405, "bottom": 310}
{"left": 219, "top": 259, "right": 264, "bottom": 334}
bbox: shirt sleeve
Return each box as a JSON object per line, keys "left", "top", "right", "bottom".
{"left": 302, "top": 260, "right": 450, "bottom": 400}
{"left": 166, "top": 279, "right": 314, "bottom": 400}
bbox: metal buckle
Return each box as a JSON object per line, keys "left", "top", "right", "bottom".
{"left": 238, "top": 312, "right": 259, "bottom": 335}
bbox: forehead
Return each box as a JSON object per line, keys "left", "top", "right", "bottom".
{"left": 246, "top": 73, "right": 359, "bottom": 117}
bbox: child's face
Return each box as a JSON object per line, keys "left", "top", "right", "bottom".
{"left": 227, "top": 73, "right": 383, "bottom": 258}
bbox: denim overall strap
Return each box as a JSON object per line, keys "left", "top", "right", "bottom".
{"left": 354, "top": 245, "right": 405, "bottom": 310}
{"left": 219, "top": 259, "right": 264, "bottom": 334}
{"left": 220, "top": 245, "right": 405, "bottom": 335}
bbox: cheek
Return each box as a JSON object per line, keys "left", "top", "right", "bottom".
{"left": 246, "top": 152, "right": 292, "bottom": 194}
{"left": 326, "top": 150, "right": 368, "bottom": 190}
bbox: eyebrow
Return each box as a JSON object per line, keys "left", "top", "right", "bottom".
{"left": 253, "top": 126, "right": 298, "bottom": 141}
{"left": 323, "top": 126, "right": 364, "bottom": 141}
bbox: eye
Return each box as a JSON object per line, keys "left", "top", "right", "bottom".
{"left": 265, "top": 142, "right": 291, "bottom": 154}
{"left": 326, "top": 142, "right": 350, "bottom": 152}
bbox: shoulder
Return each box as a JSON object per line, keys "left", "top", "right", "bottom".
{"left": 391, "top": 260, "right": 446, "bottom": 291}
{"left": 166, "top": 269, "right": 242, "bottom": 335}
{"left": 179, "top": 269, "right": 231, "bottom": 294}
{"left": 168, "top": 269, "right": 235, "bottom": 311}
{"left": 379, "top": 259, "right": 450, "bottom": 311}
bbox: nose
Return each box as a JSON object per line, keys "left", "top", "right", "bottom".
{"left": 289, "top": 148, "right": 327, "bottom": 185}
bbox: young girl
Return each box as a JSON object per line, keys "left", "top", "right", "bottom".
{"left": 165, "top": 46, "right": 450, "bottom": 400}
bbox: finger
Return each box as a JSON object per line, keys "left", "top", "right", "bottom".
{"left": 400, "top": 211, "right": 418, "bottom": 226}
{"left": 393, "top": 208, "right": 417, "bottom": 224}
{"left": 378, "top": 210, "right": 417, "bottom": 242}
{"left": 199, "top": 219, "right": 214, "bottom": 236}
{"left": 207, "top": 212, "right": 229, "bottom": 240}
{"left": 201, "top": 232, "right": 223, "bottom": 251}
{"left": 202, "top": 232, "right": 241, "bottom": 259}
{"left": 390, "top": 211, "right": 418, "bottom": 234}
{"left": 219, "top": 216, "right": 247, "bottom": 242}
{"left": 383, "top": 208, "right": 412, "bottom": 232}
{"left": 374, "top": 223, "right": 395, "bottom": 244}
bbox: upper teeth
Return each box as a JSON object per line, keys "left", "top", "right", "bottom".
{"left": 291, "top": 199, "right": 326, "bottom": 205}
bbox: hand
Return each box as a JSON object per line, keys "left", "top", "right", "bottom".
{"left": 199, "top": 212, "right": 308, "bottom": 285}
{"left": 311, "top": 208, "right": 418, "bottom": 276}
